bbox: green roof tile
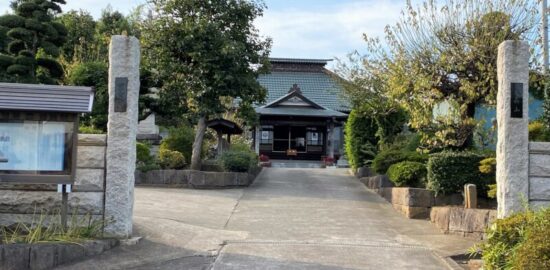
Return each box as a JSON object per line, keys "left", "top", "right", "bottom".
{"left": 257, "top": 71, "right": 350, "bottom": 112}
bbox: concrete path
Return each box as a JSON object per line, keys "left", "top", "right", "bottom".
{"left": 57, "top": 168, "right": 477, "bottom": 270}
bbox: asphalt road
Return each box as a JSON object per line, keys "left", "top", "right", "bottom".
{"left": 57, "top": 168, "right": 476, "bottom": 270}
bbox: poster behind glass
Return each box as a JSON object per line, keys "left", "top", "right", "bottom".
{"left": 0, "top": 121, "right": 68, "bottom": 172}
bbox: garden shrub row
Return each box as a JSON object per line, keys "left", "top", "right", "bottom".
{"left": 220, "top": 150, "right": 257, "bottom": 172}
{"left": 477, "top": 207, "right": 550, "bottom": 270}
{"left": 371, "top": 149, "right": 428, "bottom": 174}
{"left": 387, "top": 161, "right": 426, "bottom": 188}
{"left": 427, "top": 151, "right": 492, "bottom": 195}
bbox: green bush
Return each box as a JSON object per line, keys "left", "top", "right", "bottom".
{"left": 387, "top": 161, "right": 427, "bottom": 188}
{"left": 160, "top": 125, "right": 194, "bottom": 161}
{"left": 220, "top": 150, "right": 257, "bottom": 172}
{"left": 479, "top": 157, "right": 497, "bottom": 198}
{"left": 78, "top": 125, "right": 105, "bottom": 134}
{"left": 136, "top": 143, "right": 153, "bottom": 164}
{"left": 344, "top": 109, "right": 378, "bottom": 169}
{"left": 371, "top": 149, "right": 428, "bottom": 174}
{"left": 529, "top": 121, "right": 550, "bottom": 142}
{"left": 427, "top": 151, "right": 488, "bottom": 195}
{"left": 158, "top": 149, "right": 186, "bottom": 169}
{"left": 477, "top": 208, "right": 550, "bottom": 270}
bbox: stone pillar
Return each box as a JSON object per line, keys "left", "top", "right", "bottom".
{"left": 496, "top": 41, "right": 529, "bottom": 218}
{"left": 104, "top": 35, "right": 140, "bottom": 237}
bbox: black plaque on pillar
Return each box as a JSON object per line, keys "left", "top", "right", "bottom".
{"left": 114, "top": 77, "right": 128, "bottom": 112}
{"left": 511, "top": 83, "right": 523, "bottom": 118}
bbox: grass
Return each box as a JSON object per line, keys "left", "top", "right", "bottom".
{"left": 0, "top": 208, "right": 105, "bottom": 245}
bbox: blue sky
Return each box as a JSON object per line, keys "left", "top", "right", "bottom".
{"left": 0, "top": 0, "right": 413, "bottom": 68}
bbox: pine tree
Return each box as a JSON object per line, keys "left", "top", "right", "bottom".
{"left": 0, "top": 0, "right": 67, "bottom": 84}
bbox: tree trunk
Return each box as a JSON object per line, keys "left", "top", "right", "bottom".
{"left": 190, "top": 115, "right": 207, "bottom": 170}
{"left": 462, "top": 102, "right": 477, "bottom": 149}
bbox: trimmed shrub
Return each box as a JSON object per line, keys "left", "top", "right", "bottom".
{"left": 387, "top": 161, "right": 427, "bottom": 188}
{"left": 136, "top": 142, "right": 153, "bottom": 164}
{"left": 477, "top": 208, "right": 550, "bottom": 270}
{"left": 479, "top": 157, "right": 497, "bottom": 198}
{"left": 78, "top": 125, "right": 104, "bottom": 134}
{"left": 160, "top": 125, "right": 194, "bottom": 161}
{"left": 221, "top": 150, "right": 257, "bottom": 172}
{"left": 344, "top": 109, "right": 378, "bottom": 169}
{"left": 529, "top": 121, "right": 550, "bottom": 142}
{"left": 371, "top": 149, "right": 428, "bottom": 174}
{"left": 158, "top": 149, "right": 185, "bottom": 169}
{"left": 427, "top": 151, "right": 488, "bottom": 195}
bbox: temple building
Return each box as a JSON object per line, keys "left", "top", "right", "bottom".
{"left": 253, "top": 58, "right": 350, "bottom": 160}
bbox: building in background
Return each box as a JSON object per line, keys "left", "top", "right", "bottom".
{"left": 253, "top": 58, "right": 350, "bottom": 160}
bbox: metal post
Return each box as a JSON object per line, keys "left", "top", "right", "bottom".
{"left": 61, "top": 184, "right": 68, "bottom": 230}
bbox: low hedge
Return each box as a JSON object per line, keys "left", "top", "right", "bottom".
{"left": 387, "top": 161, "right": 427, "bottom": 188}
{"left": 371, "top": 149, "right": 428, "bottom": 174}
{"left": 221, "top": 150, "right": 257, "bottom": 172}
{"left": 427, "top": 151, "right": 489, "bottom": 195}
{"left": 477, "top": 208, "right": 550, "bottom": 270}
{"left": 158, "top": 149, "right": 186, "bottom": 169}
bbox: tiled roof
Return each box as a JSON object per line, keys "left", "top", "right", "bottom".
{"left": 257, "top": 71, "right": 350, "bottom": 112}
{"left": 256, "top": 107, "right": 347, "bottom": 118}
{"left": 269, "top": 58, "right": 332, "bottom": 64}
{"left": 0, "top": 83, "right": 94, "bottom": 113}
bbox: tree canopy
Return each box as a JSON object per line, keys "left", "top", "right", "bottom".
{"left": 337, "top": 0, "right": 540, "bottom": 150}
{"left": 0, "top": 0, "right": 68, "bottom": 84}
{"left": 142, "top": 0, "right": 271, "bottom": 169}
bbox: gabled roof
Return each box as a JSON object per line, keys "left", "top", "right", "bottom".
{"left": 256, "top": 84, "right": 348, "bottom": 118}
{"left": 258, "top": 68, "right": 350, "bottom": 112}
{"left": 263, "top": 84, "right": 324, "bottom": 109}
{"left": 0, "top": 83, "right": 94, "bottom": 113}
{"left": 269, "top": 58, "right": 332, "bottom": 65}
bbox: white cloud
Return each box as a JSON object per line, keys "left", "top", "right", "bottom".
{"left": 255, "top": 1, "right": 405, "bottom": 65}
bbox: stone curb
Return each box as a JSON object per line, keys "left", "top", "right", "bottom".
{"left": 0, "top": 239, "right": 118, "bottom": 270}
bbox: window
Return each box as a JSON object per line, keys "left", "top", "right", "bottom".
{"left": 307, "top": 131, "right": 323, "bottom": 146}
{"left": 260, "top": 126, "right": 273, "bottom": 144}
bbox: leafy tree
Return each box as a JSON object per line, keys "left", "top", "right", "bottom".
{"left": 67, "top": 61, "right": 158, "bottom": 131}
{"left": 95, "top": 7, "right": 140, "bottom": 62}
{"left": 57, "top": 10, "right": 96, "bottom": 62}
{"left": 341, "top": 0, "right": 539, "bottom": 150}
{"left": 0, "top": 0, "right": 67, "bottom": 84}
{"left": 142, "top": 0, "right": 271, "bottom": 170}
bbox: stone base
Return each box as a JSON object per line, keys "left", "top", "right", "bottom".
{"left": 392, "top": 204, "right": 430, "bottom": 219}
{"left": 135, "top": 167, "right": 262, "bottom": 188}
{"left": 430, "top": 206, "right": 496, "bottom": 240}
{"left": 0, "top": 239, "right": 118, "bottom": 270}
{"left": 355, "top": 167, "right": 373, "bottom": 178}
{"left": 359, "top": 175, "right": 393, "bottom": 190}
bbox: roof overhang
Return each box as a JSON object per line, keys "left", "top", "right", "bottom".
{"left": 207, "top": 118, "right": 243, "bottom": 135}
{"left": 0, "top": 83, "right": 94, "bottom": 113}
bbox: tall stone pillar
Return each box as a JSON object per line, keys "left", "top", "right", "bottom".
{"left": 496, "top": 41, "right": 529, "bottom": 218}
{"left": 104, "top": 36, "right": 140, "bottom": 237}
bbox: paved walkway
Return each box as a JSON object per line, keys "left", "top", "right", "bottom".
{"left": 57, "top": 168, "right": 476, "bottom": 270}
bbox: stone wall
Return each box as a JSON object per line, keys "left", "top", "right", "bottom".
{"left": 528, "top": 142, "right": 550, "bottom": 209}
{"left": 135, "top": 167, "right": 262, "bottom": 188}
{"left": 0, "top": 239, "right": 117, "bottom": 270}
{"left": 0, "top": 134, "right": 106, "bottom": 226}
{"left": 430, "top": 207, "right": 497, "bottom": 240}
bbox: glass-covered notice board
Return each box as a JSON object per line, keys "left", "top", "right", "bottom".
{"left": 0, "top": 111, "right": 78, "bottom": 183}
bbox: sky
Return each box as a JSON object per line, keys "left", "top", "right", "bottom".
{"left": 0, "top": 0, "right": 414, "bottom": 69}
